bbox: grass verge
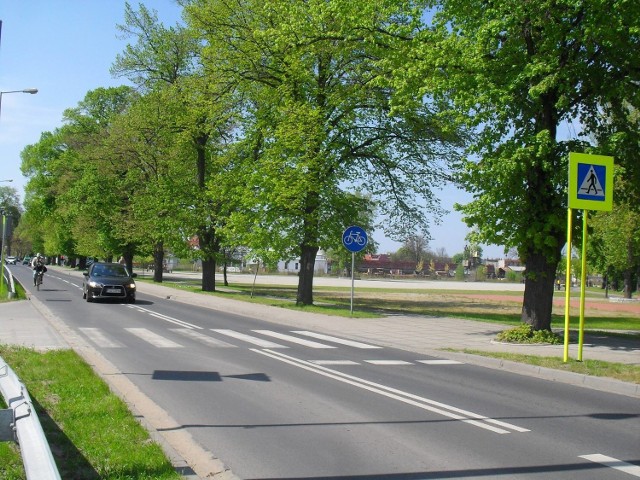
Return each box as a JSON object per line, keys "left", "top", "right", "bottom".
{"left": 148, "top": 278, "right": 640, "bottom": 332}
{"left": 451, "top": 349, "right": 640, "bottom": 384}
{"left": 0, "top": 346, "right": 181, "bottom": 480}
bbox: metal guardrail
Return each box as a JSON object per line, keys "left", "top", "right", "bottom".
{"left": 0, "top": 356, "right": 61, "bottom": 479}
{"left": 2, "top": 264, "right": 17, "bottom": 298}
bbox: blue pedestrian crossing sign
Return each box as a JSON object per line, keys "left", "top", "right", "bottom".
{"left": 568, "top": 153, "right": 614, "bottom": 211}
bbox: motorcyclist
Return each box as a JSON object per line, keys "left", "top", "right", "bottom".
{"left": 31, "top": 253, "right": 47, "bottom": 286}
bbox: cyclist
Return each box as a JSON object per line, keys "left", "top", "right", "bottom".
{"left": 31, "top": 253, "right": 47, "bottom": 286}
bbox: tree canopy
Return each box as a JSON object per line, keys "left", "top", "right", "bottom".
{"left": 16, "top": 0, "right": 639, "bottom": 314}
{"left": 384, "top": 0, "right": 640, "bottom": 328}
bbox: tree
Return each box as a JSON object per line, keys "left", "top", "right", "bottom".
{"left": 391, "top": 0, "right": 640, "bottom": 329}
{"left": 590, "top": 195, "right": 640, "bottom": 299}
{"left": 20, "top": 87, "right": 140, "bottom": 267}
{"left": 98, "top": 87, "right": 198, "bottom": 278}
{"left": 590, "top": 106, "right": 640, "bottom": 297}
{"left": 0, "top": 186, "right": 22, "bottom": 256}
{"left": 185, "top": 0, "right": 463, "bottom": 305}
{"left": 112, "top": 2, "right": 236, "bottom": 291}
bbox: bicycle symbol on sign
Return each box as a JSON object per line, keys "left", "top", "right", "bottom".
{"left": 342, "top": 226, "right": 368, "bottom": 253}
{"left": 344, "top": 230, "right": 366, "bottom": 247}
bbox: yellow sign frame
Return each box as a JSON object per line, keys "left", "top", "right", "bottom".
{"left": 564, "top": 153, "right": 614, "bottom": 362}
{"left": 568, "top": 152, "right": 614, "bottom": 211}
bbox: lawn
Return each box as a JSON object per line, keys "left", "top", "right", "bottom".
{"left": 150, "top": 277, "right": 640, "bottom": 333}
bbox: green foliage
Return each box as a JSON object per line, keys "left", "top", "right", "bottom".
{"left": 387, "top": 0, "right": 640, "bottom": 328}
{"left": 183, "top": 0, "right": 464, "bottom": 303}
{"left": 496, "top": 324, "right": 561, "bottom": 344}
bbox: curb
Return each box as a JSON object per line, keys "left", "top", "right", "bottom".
{"left": 437, "top": 350, "right": 640, "bottom": 398}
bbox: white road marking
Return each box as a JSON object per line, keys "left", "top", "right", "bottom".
{"left": 579, "top": 454, "right": 640, "bottom": 477}
{"left": 253, "top": 330, "right": 336, "bottom": 348}
{"left": 418, "top": 359, "right": 463, "bottom": 365}
{"left": 365, "top": 360, "right": 413, "bottom": 365}
{"left": 254, "top": 349, "right": 529, "bottom": 435}
{"left": 212, "top": 329, "right": 287, "bottom": 348}
{"left": 79, "top": 328, "right": 124, "bottom": 348}
{"left": 310, "top": 360, "right": 360, "bottom": 366}
{"left": 125, "top": 328, "right": 183, "bottom": 348}
{"left": 127, "top": 305, "right": 202, "bottom": 329}
{"left": 170, "top": 328, "right": 237, "bottom": 348}
{"left": 292, "top": 331, "right": 383, "bottom": 349}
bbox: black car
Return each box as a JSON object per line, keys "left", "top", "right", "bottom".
{"left": 82, "top": 262, "right": 137, "bottom": 303}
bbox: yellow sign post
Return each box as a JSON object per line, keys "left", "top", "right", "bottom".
{"left": 565, "top": 153, "right": 614, "bottom": 362}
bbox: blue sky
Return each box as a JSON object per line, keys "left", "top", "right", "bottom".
{"left": 0, "top": 0, "right": 504, "bottom": 258}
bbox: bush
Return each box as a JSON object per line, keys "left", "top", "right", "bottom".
{"left": 496, "top": 324, "right": 561, "bottom": 344}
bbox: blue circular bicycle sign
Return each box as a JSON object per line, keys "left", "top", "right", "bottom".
{"left": 342, "top": 225, "right": 368, "bottom": 253}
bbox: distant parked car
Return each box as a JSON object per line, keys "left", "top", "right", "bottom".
{"left": 83, "top": 262, "right": 137, "bottom": 304}
{"left": 5, "top": 256, "right": 17, "bottom": 265}
{"left": 22, "top": 256, "right": 31, "bottom": 265}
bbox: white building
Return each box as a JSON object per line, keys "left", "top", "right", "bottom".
{"left": 277, "top": 250, "right": 329, "bottom": 274}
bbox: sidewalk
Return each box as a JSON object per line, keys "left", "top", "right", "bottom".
{"left": 2, "top": 268, "right": 639, "bottom": 398}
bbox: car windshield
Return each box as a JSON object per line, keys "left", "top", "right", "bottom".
{"left": 93, "top": 265, "right": 129, "bottom": 277}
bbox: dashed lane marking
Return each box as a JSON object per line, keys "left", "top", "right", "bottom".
{"left": 310, "top": 360, "right": 360, "bottom": 366}
{"left": 418, "top": 359, "right": 463, "bottom": 365}
{"left": 365, "top": 360, "right": 413, "bottom": 365}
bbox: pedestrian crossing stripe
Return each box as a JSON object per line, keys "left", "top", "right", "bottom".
{"left": 76, "top": 327, "right": 464, "bottom": 366}
{"left": 568, "top": 152, "right": 614, "bottom": 211}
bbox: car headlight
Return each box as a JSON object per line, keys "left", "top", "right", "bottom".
{"left": 127, "top": 283, "right": 136, "bottom": 289}
{"left": 88, "top": 281, "right": 103, "bottom": 288}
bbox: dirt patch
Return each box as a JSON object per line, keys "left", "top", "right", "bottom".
{"left": 462, "top": 293, "right": 640, "bottom": 315}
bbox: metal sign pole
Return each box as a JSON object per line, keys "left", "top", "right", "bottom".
{"left": 578, "top": 211, "right": 589, "bottom": 361}
{"left": 350, "top": 252, "right": 355, "bottom": 315}
{"left": 563, "top": 208, "right": 573, "bottom": 363}
{"left": 342, "top": 225, "right": 367, "bottom": 317}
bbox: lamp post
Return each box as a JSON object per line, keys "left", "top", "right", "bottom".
{"left": 0, "top": 88, "right": 38, "bottom": 121}
{"left": 0, "top": 209, "right": 7, "bottom": 294}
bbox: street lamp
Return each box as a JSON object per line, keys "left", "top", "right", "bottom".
{"left": 0, "top": 209, "right": 7, "bottom": 295}
{"left": 0, "top": 179, "right": 13, "bottom": 183}
{"left": 0, "top": 88, "right": 38, "bottom": 121}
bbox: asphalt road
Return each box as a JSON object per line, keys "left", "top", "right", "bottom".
{"left": 11, "top": 265, "right": 640, "bottom": 480}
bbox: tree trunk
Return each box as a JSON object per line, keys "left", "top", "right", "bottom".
{"left": 153, "top": 241, "right": 164, "bottom": 283}
{"left": 202, "top": 257, "right": 216, "bottom": 291}
{"left": 521, "top": 251, "right": 558, "bottom": 331}
{"left": 297, "top": 245, "right": 319, "bottom": 306}
{"left": 623, "top": 240, "right": 633, "bottom": 299}
{"left": 193, "top": 131, "right": 219, "bottom": 292}
{"left": 623, "top": 268, "right": 633, "bottom": 299}
{"left": 198, "top": 224, "right": 219, "bottom": 292}
{"left": 223, "top": 263, "right": 229, "bottom": 287}
{"left": 123, "top": 243, "right": 135, "bottom": 275}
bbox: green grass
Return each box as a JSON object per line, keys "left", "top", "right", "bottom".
{"left": 0, "top": 277, "right": 25, "bottom": 302}
{"left": 454, "top": 349, "right": 640, "bottom": 384}
{"left": 148, "top": 278, "right": 640, "bottom": 332}
{"left": 0, "top": 346, "right": 181, "bottom": 480}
